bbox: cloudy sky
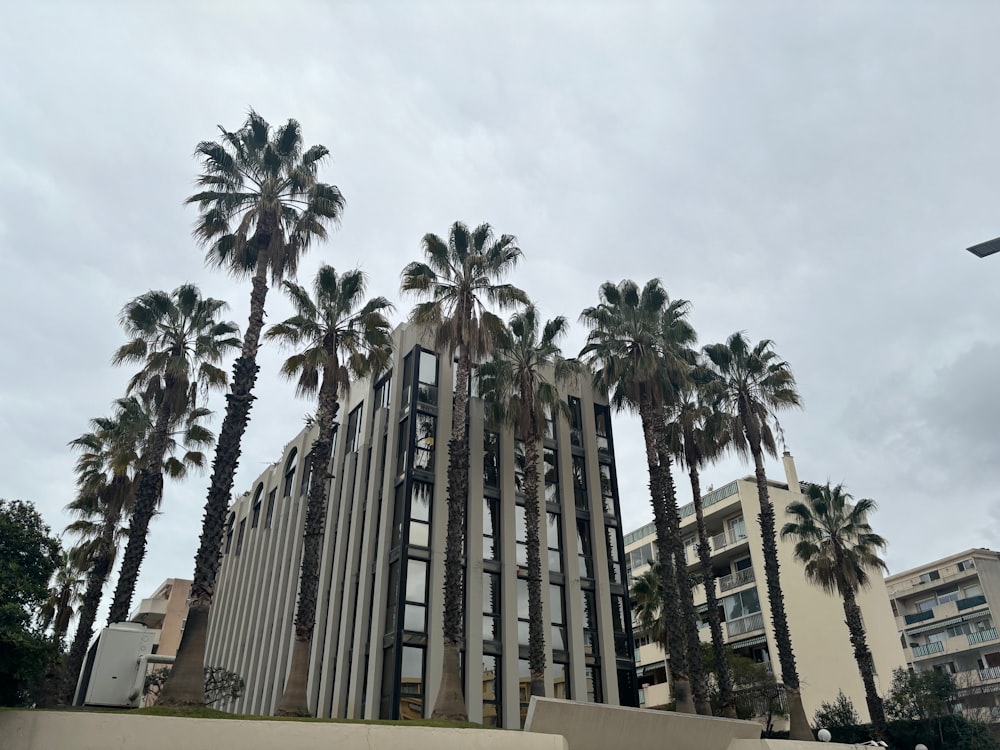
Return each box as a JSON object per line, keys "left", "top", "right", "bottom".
{"left": 2, "top": 2, "right": 999, "bottom": 625}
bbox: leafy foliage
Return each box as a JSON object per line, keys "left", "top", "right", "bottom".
{"left": 145, "top": 665, "right": 245, "bottom": 706}
{"left": 700, "top": 644, "right": 786, "bottom": 727}
{"left": 0, "top": 499, "right": 62, "bottom": 706}
{"left": 813, "top": 690, "right": 861, "bottom": 729}
{"left": 885, "top": 667, "right": 958, "bottom": 721}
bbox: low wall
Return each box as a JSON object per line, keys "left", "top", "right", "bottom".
{"left": 0, "top": 710, "right": 569, "bottom": 750}
{"left": 729, "top": 741, "right": 869, "bottom": 750}
{"left": 524, "top": 697, "right": 761, "bottom": 750}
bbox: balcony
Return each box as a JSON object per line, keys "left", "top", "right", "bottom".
{"left": 912, "top": 642, "right": 945, "bottom": 658}
{"left": 904, "top": 610, "right": 934, "bottom": 625}
{"left": 981, "top": 666, "right": 1000, "bottom": 682}
{"left": 958, "top": 594, "right": 988, "bottom": 611}
{"left": 726, "top": 612, "right": 765, "bottom": 638}
{"left": 679, "top": 481, "right": 739, "bottom": 520}
{"left": 968, "top": 628, "right": 999, "bottom": 646}
{"left": 129, "top": 597, "right": 168, "bottom": 628}
{"left": 719, "top": 568, "right": 755, "bottom": 593}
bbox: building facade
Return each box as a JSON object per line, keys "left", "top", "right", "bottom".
{"left": 623, "top": 453, "right": 906, "bottom": 725}
{"left": 206, "top": 323, "right": 637, "bottom": 727}
{"left": 129, "top": 578, "right": 191, "bottom": 705}
{"left": 886, "top": 548, "right": 1000, "bottom": 721}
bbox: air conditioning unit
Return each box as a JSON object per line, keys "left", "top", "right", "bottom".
{"left": 75, "top": 622, "right": 157, "bottom": 708}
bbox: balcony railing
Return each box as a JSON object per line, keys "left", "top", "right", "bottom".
{"left": 679, "top": 481, "right": 739, "bottom": 519}
{"left": 726, "top": 612, "right": 765, "bottom": 638}
{"left": 980, "top": 666, "right": 1000, "bottom": 681}
{"left": 719, "top": 568, "right": 755, "bottom": 593}
{"left": 968, "top": 628, "right": 999, "bottom": 646}
{"left": 912, "top": 641, "right": 945, "bottom": 658}
{"left": 957, "top": 594, "right": 988, "bottom": 611}
{"left": 904, "top": 610, "right": 934, "bottom": 625}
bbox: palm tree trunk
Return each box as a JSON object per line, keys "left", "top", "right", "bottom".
{"left": 686, "top": 437, "right": 736, "bottom": 718}
{"left": 277, "top": 358, "right": 340, "bottom": 716}
{"left": 837, "top": 566, "right": 887, "bottom": 740}
{"left": 106, "top": 401, "right": 171, "bottom": 625}
{"left": 639, "top": 398, "right": 695, "bottom": 714}
{"left": 63, "top": 519, "right": 115, "bottom": 704}
{"left": 741, "top": 402, "right": 811, "bottom": 741}
{"left": 523, "top": 419, "right": 546, "bottom": 697}
{"left": 432, "top": 346, "right": 470, "bottom": 721}
{"left": 158, "top": 249, "right": 271, "bottom": 708}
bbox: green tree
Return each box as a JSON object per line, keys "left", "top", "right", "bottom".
{"left": 400, "top": 221, "right": 526, "bottom": 720}
{"left": 781, "top": 481, "right": 889, "bottom": 739}
{"left": 665, "top": 385, "right": 738, "bottom": 716}
{"left": 885, "top": 667, "right": 957, "bottom": 721}
{"left": 813, "top": 690, "right": 861, "bottom": 729}
{"left": 701, "top": 332, "right": 809, "bottom": 739}
{"left": 701, "top": 643, "right": 785, "bottom": 727}
{"left": 581, "top": 279, "right": 698, "bottom": 713}
{"left": 0, "top": 499, "right": 61, "bottom": 706}
{"left": 160, "top": 111, "right": 345, "bottom": 707}
{"left": 37, "top": 551, "right": 85, "bottom": 642}
{"left": 265, "top": 265, "right": 393, "bottom": 716}
{"left": 479, "top": 305, "right": 577, "bottom": 699}
{"left": 107, "top": 284, "right": 240, "bottom": 625}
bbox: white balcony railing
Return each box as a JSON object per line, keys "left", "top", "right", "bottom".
{"left": 719, "top": 568, "right": 755, "bottom": 593}
{"left": 968, "top": 628, "right": 999, "bottom": 646}
{"left": 726, "top": 612, "right": 764, "bottom": 638}
{"left": 912, "top": 641, "right": 945, "bottom": 658}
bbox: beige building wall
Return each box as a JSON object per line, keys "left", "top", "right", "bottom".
{"left": 129, "top": 577, "right": 192, "bottom": 704}
{"left": 624, "top": 454, "right": 906, "bottom": 726}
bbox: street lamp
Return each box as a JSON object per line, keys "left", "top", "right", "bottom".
{"left": 967, "top": 237, "right": 1000, "bottom": 258}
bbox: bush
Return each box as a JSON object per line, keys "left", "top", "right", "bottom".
{"left": 813, "top": 690, "right": 861, "bottom": 730}
{"left": 805, "top": 715, "right": 999, "bottom": 750}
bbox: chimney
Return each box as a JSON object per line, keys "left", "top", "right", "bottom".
{"left": 782, "top": 451, "right": 800, "bottom": 493}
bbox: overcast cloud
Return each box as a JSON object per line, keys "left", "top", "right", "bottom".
{"left": 2, "top": 2, "right": 999, "bottom": 624}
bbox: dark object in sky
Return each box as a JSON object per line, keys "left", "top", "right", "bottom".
{"left": 967, "top": 237, "right": 1000, "bottom": 258}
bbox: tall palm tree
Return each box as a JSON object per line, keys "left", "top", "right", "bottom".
{"left": 160, "top": 111, "right": 345, "bottom": 707}
{"left": 580, "top": 279, "right": 698, "bottom": 713}
{"left": 478, "top": 305, "right": 578, "bottom": 700}
{"left": 264, "top": 265, "right": 393, "bottom": 716}
{"left": 631, "top": 561, "right": 668, "bottom": 651}
{"left": 106, "top": 285, "right": 240, "bottom": 625}
{"left": 62, "top": 398, "right": 212, "bottom": 702}
{"left": 400, "top": 221, "right": 526, "bottom": 720}
{"left": 781, "top": 483, "right": 889, "bottom": 740}
{"left": 701, "top": 332, "right": 809, "bottom": 740}
{"left": 665, "top": 385, "right": 738, "bottom": 717}
{"left": 38, "top": 551, "right": 86, "bottom": 642}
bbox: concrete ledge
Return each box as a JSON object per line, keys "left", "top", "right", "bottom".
{"left": 0, "top": 710, "right": 569, "bottom": 750}
{"left": 524, "top": 697, "right": 761, "bottom": 750}
{"left": 729, "top": 741, "right": 869, "bottom": 750}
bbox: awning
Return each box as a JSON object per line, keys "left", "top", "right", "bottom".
{"left": 729, "top": 635, "right": 767, "bottom": 650}
{"left": 636, "top": 660, "right": 666, "bottom": 676}
{"left": 905, "top": 607, "right": 989, "bottom": 635}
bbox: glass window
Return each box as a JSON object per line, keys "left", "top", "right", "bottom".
{"left": 413, "top": 413, "right": 436, "bottom": 471}
{"left": 483, "top": 496, "right": 499, "bottom": 560}
{"left": 264, "top": 488, "right": 277, "bottom": 529}
{"left": 300, "top": 453, "right": 314, "bottom": 497}
{"left": 374, "top": 374, "right": 392, "bottom": 409}
{"left": 552, "top": 661, "right": 570, "bottom": 700}
{"left": 723, "top": 587, "right": 761, "bottom": 621}
{"left": 409, "top": 481, "right": 432, "bottom": 548}
{"left": 964, "top": 583, "right": 984, "bottom": 598}
{"left": 917, "top": 597, "right": 936, "bottom": 613}
{"left": 544, "top": 448, "right": 559, "bottom": 503}
{"left": 406, "top": 559, "right": 428, "bottom": 602}
{"left": 919, "top": 570, "right": 941, "bottom": 584}
{"left": 345, "top": 405, "right": 363, "bottom": 454}
{"left": 577, "top": 519, "right": 594, "bottom": 579}
{"left": 483, "top": 572, "right": 501, "bottom": 642}
{"left": 482, "top": 654, "right": 501, "bottom": 727}
{"left": 235, "top": 519, "right": 246, "bottom": 556}
{"left": 399, "top": 646, "right": 425, "bottom": 720}
{"left": 224, "top": 513, "right": 234, "bottom": 553}
{"left": 515, "top": 504, "right": 528, "bottom": 566}
{"left": 543, "top": 404, "right": 555, "bottom": 440}
{"left": 547, "top": 513, "right": 563, "bottom": 573}
{"left": 250, "top": 485, "right": 263, "bottom": 528}
{"left": 568, "top": 397, "right": 584, "bottom": 447}
{"left": 514, "top": 441, "right": 526, "bottom": 494}
{"left": 581, "top": 588, "right": 599, "bottom": 657}
{"left": 594, "top": 405, "right": 612, "bottom": 457}
{"left": 551, "top": 583, "right": 567, "bottom": 651}
{"left": 606, "top": 525, "right": 622, "bottom": 583}
{"left": 728, "top": 516, "right": 747, "bottom": 541}
{"left": 417, "top": 351, "right": 438, "bottom": 405}
{"left": 484, "top": 431, "right": 500, "bottom": 487}
{"left": 585, "top": 666, "right": 603, "bottom": 703}
{"left": 958, "top": 559, "right": 976, "bottom": 572}
{"left": 937, "top": 587, "right": 961, "bottom": 605}
{"left": 397, "top": 418, "right": 409, "bottom": 475}
{"left": 599, "top": 464, "right": 615, "bottom": 511}
{"left": 283, "top": 448, "right": 298, "bottom": 497}
{"left": 572, "top": 455, "right": 588, "bottom": 509}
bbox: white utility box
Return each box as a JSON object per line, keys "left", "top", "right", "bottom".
{"left": 76, "top": 622, "right": 155, "bottom": 707}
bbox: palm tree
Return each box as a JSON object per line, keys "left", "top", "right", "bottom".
{"left": 781, "top": 482, "right": 889, "bottom": 740}
{"left": 580, "top": 279, "right": 698, "bottom": 713}
{"left": 38, "top": 552, "right": 85, "bottom": 642}
{"left": 264, "top": 265, "right": 393, "bottom": 716}
{"left": 701, "top": 332, "right": 810, "bottom": 740}
{"left": 631, "top": 561, "right": 668, "bottom": 653}
{"left": 62, "top": 398, "right": 212, "bottom": 702}
{"left": 160, "top": 111, "right": 345, "bottom": 707}
{"left": 665, "top": 385, "right": 738, "bottom": 717}
{"left": 106, "top": 285, "right": 240, "bottom": 625}
{"left": 400, "top": 221, "right": 526, "bottom": 720}
{"left": 478, "top": 305, "right": 578, "bottom": 700}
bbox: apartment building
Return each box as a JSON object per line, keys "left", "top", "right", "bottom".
{"left": 205, "top": 323, "right": 637, "bottom": 728}
{"left": 129, "top": 578, "right": 191, "bottom": 705}
{"left": 886, "top": 549, "right": 1000, "bottom": 719}
{"left": 623, "top": 453, "right": 906, "bottom": 725}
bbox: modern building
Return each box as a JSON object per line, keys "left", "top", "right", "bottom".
{"left": 205, "top": 323, "right": 637, "bottom": 728}
{"left": 128, "top": 578, "right": 191, "bottom": 705}
{"left": 623, "top": 453, "right": 906, "bottom": 726}
{"left": 886, "top": 549, "right": 1000, "bottom": 721}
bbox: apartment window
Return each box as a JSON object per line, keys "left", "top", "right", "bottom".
{"left": 594, "top": 405, "right": 612, "bottom": 458}
{"left": 550, "top": 583, "right": 567, "bottom": 651}
{"left": 484, "top": 431, "right": 500, "bottom": 487}
{"left": 552, "top": 660, "right": 570, "bottom": 700}
{"left": 723, "top": 588, "right": 761, "bottom": 621}
{"left": 235, "top": 519, "right": 246, "bottom": 556}
{"left": 514, "top": 440, "right": 526, "bottom": 494}
{"left": 916, "top": 597, "right": 936, "bottom": 613}
{"left": 734, "top": 556, "right": 753, "bottom": 572}
{"left": 264, "top": 488, "right": 277, "bottom": 529}
{"left": 937, "top": 587, "right": 961, "bottom": 606}
{"left": 598, "top": 464, "right": 615, "bottom": 515}
{"left": 250, "top": 484, "right": 264, "bottom": 528}
{"left": 581, "top": 588, "right": 600, "bottom": 656}
{"left": 224, "top": 513, "right": 235, "bottom": 553}
{"left": 300, "top": 453, "right": 314, "bottom": 497}
{"left": 516, "top": 578, "right": 530, "bottom": 647}
{"left": 572, "top": 455, "right": 588, "bottom": 509}
{"left": 345, "top": 405, "right": 363, "bottom": 454}
{"left": 413, "top": 413, "right": 436, "bottom": 471}
{"left": 399, "top": 645, "right": 425, "bottom": 720}
{"left": 946, "top": 622, "right": 975, "bottom": 638}
{"left": 482, "top": 654, "right": 501, "bottom": 727}
{"left": 585, "top": 666, "right": 603, "bottom": 703}
{"left": 397, "top": 418, "right": 409, "bottom": 476}
{"left": 403, "top": 558, "right": 428, "bottom": 632}
{"left": 919, "top": 570, "right": 941, "bottom": 584}
{"left": 409, "top": 481, "right": 432, "bottom": 548}
{"left": 728, "top": 516, "right": 747, "bottom": 541}
{"left": 543, "top": 403, "right": 555, "bottom": 441}
{"left": 958, "top": 559, "right": 976, "bottom": 572}
{"left": 483, "top": 571, "right": 501, "bottom": 642}
{"left": 612, "top": 594, "right": 629, "bottom": 657}
{"left": 483, "top": 496, "right": 500, "bottom": 561}
{"left": 627, "top": 542, "right": 656, "bottom": 572}
{"left": 577, "top": 519, "right": 595, "bottom": 579}
{"left": 417, "top": 351, "right": 438, "bottom": 405}
{"left": 606, "top": 525, "right": 622, "bottom": 584}
{"left": 283, "top": 448, "right": 298, "bottom": 497}
{"left": 544, "top": 448, "right": 559, "bottom": 503}
{"left": 547, "top": 513, "right": 563, "bottom": 573}
{"left": 568, "top": 397, "right": 584, "bottom": 447}
{"left": 964, "top": 583, "right": 984, "bottom": 598}
{"left": 374, "top": 373, "right": 392, "bottom": 409}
